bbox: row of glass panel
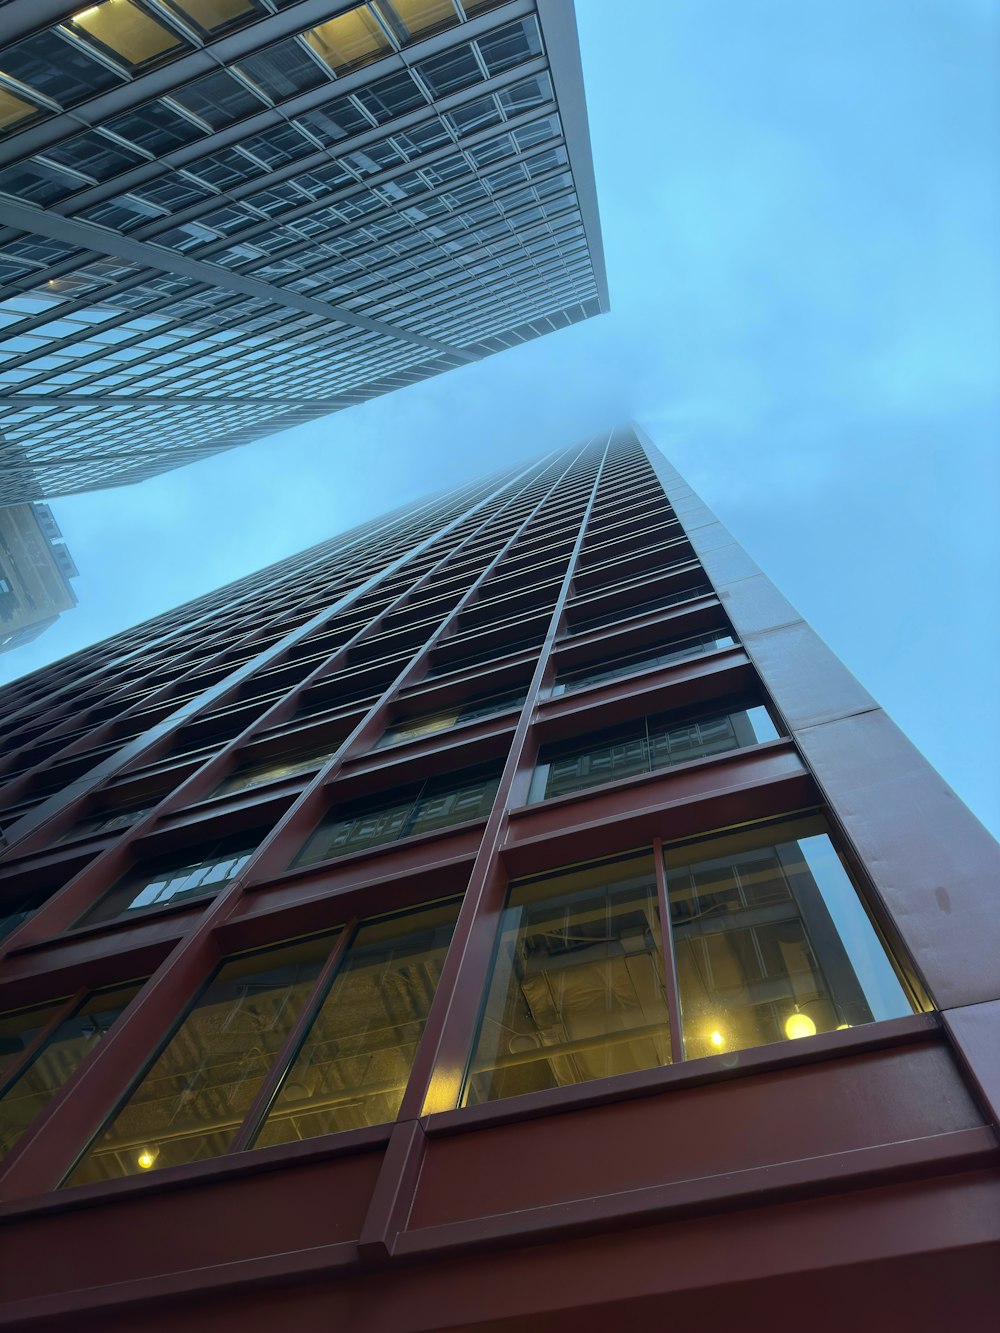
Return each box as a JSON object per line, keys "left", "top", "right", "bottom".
{"left": 0, "top": 816, "right": 918, "bottom": 1182}
{"left": 74, "top": 695, "right": 774, "bottom": 925}
{"left": 0, "top": 2, "right": 504, "bottom": 131}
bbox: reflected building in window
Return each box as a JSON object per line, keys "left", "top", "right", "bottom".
{"left": 0, "top": 0, "right": 605, "bottom": 503}
{"left": 0, "top": 499, "right": 78, "bottom": 653}
{"left": 0, "top": 426, "right": 995, "bottom": 1329}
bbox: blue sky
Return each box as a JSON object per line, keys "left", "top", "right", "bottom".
{"left": 2, "top": 0, "right": 998, "bottom": 837}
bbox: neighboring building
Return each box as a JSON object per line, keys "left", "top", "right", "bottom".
{"left": 0, "top": 426, "right": 996, "bottom": 1331}
{"left": 0, "top": 500, "right": 78, "bottom": 653}
{"left": 0, "top": 0, "right": 606, "bottom": 505}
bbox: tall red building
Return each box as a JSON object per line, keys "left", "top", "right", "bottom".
{"left": 0, "top": 426, "right": 996, "bottom": 1330}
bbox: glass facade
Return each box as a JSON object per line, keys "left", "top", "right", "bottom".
{"left": 78, "top": 835, "right": 259, "bottom": 926}
{"left": 0, "top": 2, "right": 606, "bottom": 505}
{"left": 527, "top": 704, "right": 780, "bottom": 802}
{"left": 0, "top": 985, "right": 142, "bottom": 1158}
{"left": 294, "top": 765, "right": 501, "bottom": 865}
{"left": 465, "top": 855, "right": 671, "bottom": 1104}
{"left": 464, "top": 817, "right": 916, "bottom": 1104}
{"left": 65, "top": 900, "right": 457, "bottom": 1184}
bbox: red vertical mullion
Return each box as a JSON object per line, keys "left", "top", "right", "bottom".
{"left": 397, "top": 433, "right": 613, "bottom": 1122}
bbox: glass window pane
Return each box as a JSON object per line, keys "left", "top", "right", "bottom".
{"left": 666, "top": 818, "right": 916, "bottom": 1060}
{"left": 68, "top": 0, "right": 187, "bottom": 68}
{"left": 252, "top": 901, "right": 458, "bottom": 1147}
{"left": 64, "top": 938, "right": 334, "bottom": 1185}
{"left": 376, "top": 0, "right": 458, "bottom": 41}
{"left": 0, "top": 30, "right": 123, "bottom": 103}
{"left": 166, "top": 0, "right": 258, "bottom": 33}
{"left": 304, "top": 7, "right": 392, "bottom": 74}
{"left": 0, "top": 1001, "right": 66, "bottom": 1086}
{"left": 464, "top": 854, "right": 670, "bottom": 1105}
{"left": 0, "top": 985, "right": 142, "bottom": 1159}
{"left": 0, "top": 85, "right": 41, "bottom": 131}
{"left": 79, "top": 835, "right": 259, "bottom": 926}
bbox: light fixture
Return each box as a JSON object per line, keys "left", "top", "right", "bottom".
{"left": 136, "top": 1145, "right": 159, "bottom": 1170}
{"left": 784, "top": 1011, "right": 817, "bottom": 1041}
{"left": 709, "top": 1029, "right": 725, "bottom": 1049}
{"left": 836, "top": 1022, "right": 852, "bottom": 1030}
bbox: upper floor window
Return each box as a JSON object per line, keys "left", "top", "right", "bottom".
{"left": 551, "top": 629, "right": 735, "bottom": 696}
{"left": 567, "top": 584, "right": 712, "bottom": 636}
{"left": 376, "top": 688, "right": 526, "bottom": 749}
{"left": 78, "top": 833, "right": 259, "bottom": 927}
{"left": 464, "top": 817, "right": 917, "bottom": 1105}
{"left": 528, "top": 705, "right": 779, "bottom": 803}
{"left": 214, "top": 746, "right": 338, "bottom": 797}
{"left": 294, "top": 765, "right": 501, "bottom": 866}
{"left": 64, "top": 901, "right": 457, "bottom": 1184}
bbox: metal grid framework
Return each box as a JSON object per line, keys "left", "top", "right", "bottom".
{"left": 0, "top": 0, "right": 606, "bottom": 504}
{"left": 0, "top": 426, "right": 997, "bottom": 1331}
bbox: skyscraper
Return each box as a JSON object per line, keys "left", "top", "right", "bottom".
{"left": 0, "top": 426, "right": 995, "bottom": 1331}
{"left": 0, "top": 500, "right": 78, "bottom": 653}
{"left": 0, "top": 0, "right": 605, "bottom": 504}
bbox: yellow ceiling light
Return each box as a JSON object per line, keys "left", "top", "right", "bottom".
{"left": 784, "top": 1011, "right": 817, "bottom": 1041}
{"left": 136, "top": 1145, "right": 159, "bottom": 1170}
{"left": 709, "top": 1029, "right": 725, "bottom": 1049}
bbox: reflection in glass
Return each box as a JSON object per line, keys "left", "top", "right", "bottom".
{"left": 68, "top": 0, "right": 186, "bottom": 67}
{"left": 214, "top": 748, "right": 334, "bottom": 796}
{"left": 551, "top": 630, "right": 735, "bottom": 696}
{"left": 666, "top": 818, "right": 915, "bottom": 1059}
{"left": 304, "top": 7, "right": 391, "bottom": 73}
{"left": 252, "top": 902, "right": 458, "bottom": 1146}
{"left": 528, "top": 705, "right": 779, "bottom": 802}
{"left": 78, "top": 834, "right": 259, "bottom": 927}
{"left": 464, "top": 855, "right": 671, "bottom": 1105}
{"left": 165, "top": 0, "right": 257, "bottom": 33}
{"left": 0, "top": 1001, "right": 66, "bottom": 1086}
{"left": 0, "top": 985, "right": 141, "bottom": 1159}
{"left": 65, "top": 940, "right": 333, "bottom": 1185}
{"left": 295, "top": 766, "right": 500, "bottom": 866}
{"left": 376, "top": 689, "right": 525, "bottom": 749}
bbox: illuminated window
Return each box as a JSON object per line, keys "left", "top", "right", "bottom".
{"left": 65, "top": 939, "right": 332, "bottom": 1184}
{"left": 64, "top": 901, "right": 457, "bottom": 1184}
{"left": 464, "top": 854, "right": 670, "bottom": 1105}
{"left": 666, "top": 818, "right": 916, "bottom": 1058}
{"left": 67, "top": 1, "right": 187, "bottom": 69}
{"left": 0, "top": 85, "right": 41, "bottom": 132}
{"left": 0, "top": 985, "right": 142, "bottom": 1159}
{"left": 163, "top": 0, "right": 258, "bottom": 34}
{"left": 303, "top": 6, "right": 392, "bottom": 74}
{"left": 465, "top": 819, "right": 918, "bottom": 1106}
{"left": 253, "top": 901, "right": 457, "bottom": 1146}
{"left": 375, "top": 0, "right": 458, "bottom": 42}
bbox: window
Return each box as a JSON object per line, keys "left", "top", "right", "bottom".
{"left": 78, "top": 833, "right": 259, "bottom": 927}
{"left": 666, "top": 818, "right": 915, "bottom": 1057}
{"left": 568, "top": 584, "right": 712, "bottom": 636}
{"left": 295, "top": 764, "right": 501, "bottom": 866}
{"left": 376, "top": 688, "right": 526, "bottom": 749}
{"left": 0, "top": 985, "right": 142, "bottom": 1159}
{"left": 465, "top": 854, "right": 670, "bottom": 1104}
{"left": 214, "top": 747, "right": 336, "bottom": 796}
{"left": 465, "top": 818, "right": 917, "bottom": 1106}
{"left": 551, "top": 630, "right": 736, "bottom": 696}
{"left": 59, "top": 804, "right": 153, "bottom": 841}
{"left": 0, "top": 85, "right": 42, "bottom": 132}
{"left": 64, "top": 901, "right": 457, "bottom": 1184}
{"left": 66, "top": 1, "right": 187, "bottom": 70}
{"left": 163, "top": 0, "right": 260, "bottom": 35}
{"left": 375, "top": 0, "right": 458, "bottom": 42}
{"left": 304, "top": 6, "right": 392, "bottom": 74}
{"left": 528, "top": 704, "right": 779, "bottom": 803}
